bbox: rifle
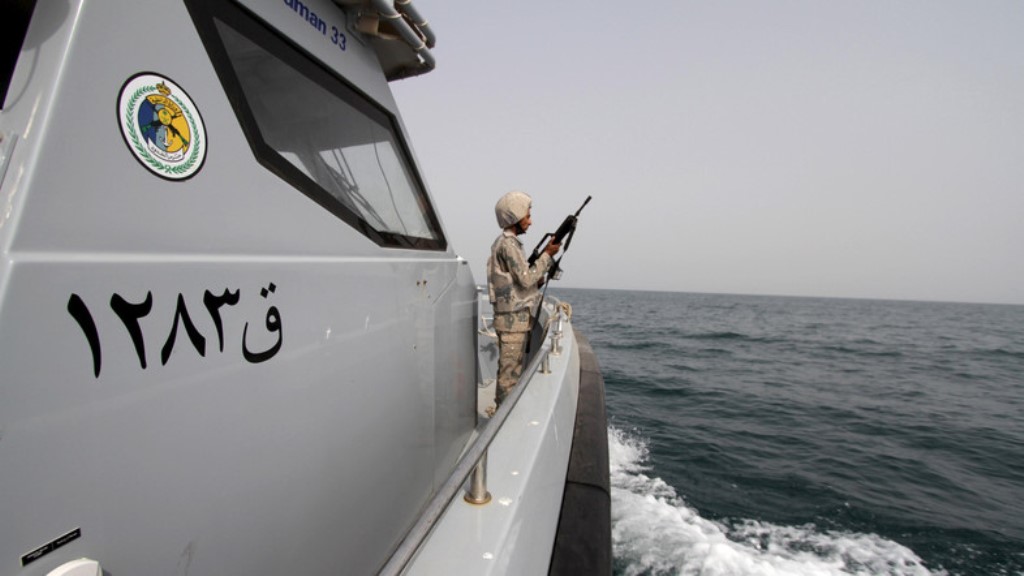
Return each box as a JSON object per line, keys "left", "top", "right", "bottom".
{"left": 524, "top": 196, "right": 591, "bottom": 358}
{"left": 527, "top": 195, "right": 591, "bottom": 280}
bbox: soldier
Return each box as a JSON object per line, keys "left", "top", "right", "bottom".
{"left": 487, "top": 190, "right": 561, "bottom": 411}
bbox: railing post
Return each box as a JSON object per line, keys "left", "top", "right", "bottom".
{"left": 464, "top": 453, "right": 492, "bottom": 505}
{"left": 552, "top": 316, "right": 563, "bottom": 356}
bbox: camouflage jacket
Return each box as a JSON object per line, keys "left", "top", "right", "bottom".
{"left": 487, "top": 230, "right": 552, "bottom": 328}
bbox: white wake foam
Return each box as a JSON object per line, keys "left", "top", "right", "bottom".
{"left": 608, "top": 427, "right": 945, "bottom": 576}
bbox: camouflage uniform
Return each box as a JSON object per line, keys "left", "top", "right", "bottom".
{"left": 488, "top": 230, "right": 553, "bottom": 405}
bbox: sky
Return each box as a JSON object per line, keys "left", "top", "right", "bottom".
{"left": 392, "top": 1, "right": 1024, "bottom": 305}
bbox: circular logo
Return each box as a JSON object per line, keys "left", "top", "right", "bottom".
{"left": 117, "top": 73, "right": 207, "bottom": 180}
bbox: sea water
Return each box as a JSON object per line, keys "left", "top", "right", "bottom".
{"left": 550, "top": 288, "right": 1024, "bottom": 576}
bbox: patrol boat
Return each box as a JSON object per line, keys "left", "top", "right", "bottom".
{"left": 0, "top": 1, "right": 609, "bottom": 575}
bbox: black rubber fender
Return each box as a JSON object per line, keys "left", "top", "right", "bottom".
{"left": 548, "top": 330, "right": 612, "bottom": 576}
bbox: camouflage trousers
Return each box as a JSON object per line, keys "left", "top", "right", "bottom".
{"left": 495, "top": 331, "right": 528, "bottom": 406}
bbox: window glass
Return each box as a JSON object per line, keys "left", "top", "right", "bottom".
{"left": 1, "top": 0, "right": 38, "bottom": 108}
{"left": 204, "top": 14, "right": 443, "bottom": 249}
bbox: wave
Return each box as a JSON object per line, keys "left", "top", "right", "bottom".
{"left": 692, "top": 331, "right": 750, "bottom": 341}
{"left": 819, "top": 345, "right": 904, "bottom": 358}
{"left": 684, "top": 331, "right": 785, "bottom": 345}
{"left": 608, "top": 427, "right": 945, "bottom": 576}
{"left": 981, "top": 348, "right": 1024, "bottom": 360}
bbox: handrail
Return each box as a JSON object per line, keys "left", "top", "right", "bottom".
{"left": 376, "top": 304, "right": 563, "bottom": 576}
{"left": 368, "top": 0, "right": 436, "bottom": 76}
{"left": 335, "top": 0, "right": 436, "bottom": 79}
{"left": 395, "top": 0, "right": 435, "bottom": 48}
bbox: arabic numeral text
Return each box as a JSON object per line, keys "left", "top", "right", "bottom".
{"left": 331, "top": 26, "right": 347, "bottom": 51}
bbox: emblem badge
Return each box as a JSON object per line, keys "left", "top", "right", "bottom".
{"left": 118, "top": 73, "right": 207, "bottom": 180}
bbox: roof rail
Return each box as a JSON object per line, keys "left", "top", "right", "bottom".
{"left": 336, "top": 0, "right": 436, "bottom": 80}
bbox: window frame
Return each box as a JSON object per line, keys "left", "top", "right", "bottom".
{"left": 184, "top": 0, "right": 447, "bottom": 250}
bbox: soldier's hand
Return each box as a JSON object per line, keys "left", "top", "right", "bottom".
{"left": 544, "top": 241, "right": 560, "bottom": 257}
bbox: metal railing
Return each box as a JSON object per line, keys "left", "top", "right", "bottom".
{"left": 376, "top": 304, "right": 565, "bottom": 576}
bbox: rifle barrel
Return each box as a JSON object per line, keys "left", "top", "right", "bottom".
{"left": 574, "top": 195, "right": 592, "bottom": 217}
